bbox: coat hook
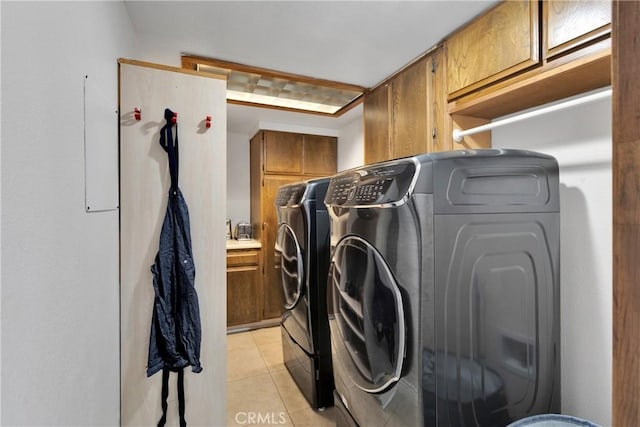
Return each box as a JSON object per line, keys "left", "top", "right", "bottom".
{"left": 171, "top": 112, "right": 178, "bottom": 124}
{"left": 205, "top": 115, "right": 212, "bottom": 129}
{"left": 134, "top": 107, "right": 141, "bottom": 121}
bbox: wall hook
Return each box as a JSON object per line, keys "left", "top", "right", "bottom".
{"left": 134, "top": 107, "right": 141, "bottom": 121}
{"left": 205, "top": 115, "right": 212, "bottom": 129}
{"left": 171, "top": 112, "right": 178, "bottom": 124}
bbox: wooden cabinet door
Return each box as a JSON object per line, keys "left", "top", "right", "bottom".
{"left": 227, "top": 249, "right": 261, "bottom": 327}
{"left": 545, "top": 0, "right": 611, "bottom": 60}
{"left": 364, "top": 83, "right": 391, "bottom": 164}
{"left": 227, "top": 266, "right": 261, "bottom": 326}
{"left": 262, "top": 175, "right": 303, "bottom": 319}
{"left": 263, "top": 130, "right": 303, "bottom": 174}
{"left": 303, "top": 135, "right": 337, "bottom": 176}
{"left": 391, "top": 56, "right": 429, "bottom": 159}
{"left": 249, "top": 133, "right": 264, "bottom": 242}
{"left": 446, "top": 0, "right": 540, "bottom": 99}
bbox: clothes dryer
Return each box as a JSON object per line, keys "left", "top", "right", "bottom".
{"left": 275, "top": 178, "right": 333, "bottom": 409}
{"left": 325, "top": 150, "right": 560, "bottom": 426}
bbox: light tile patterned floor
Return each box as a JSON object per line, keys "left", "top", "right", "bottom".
{"left": 227, "top": 326, "right": 336, "bottom": 427}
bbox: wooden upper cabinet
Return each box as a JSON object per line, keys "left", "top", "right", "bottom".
{"left": 446, "top": 0, "right": 540, "bottom": 100}
{"left": 364, "top": 83, "right": 391, "bottom": 164}
{"left": 363, "top": 47, "right": 447, "bottom": 162}
{"left": 303, "top": 134, "right": 337, "bottom": 176}
{"left": 249, "top": 129, "right": 336, "bottom": 322}
{"left": 391, "top": 56, "right": 429, "bottom": 159}
{"left": 260, "top": 130, "right": 336, "bottom": 176}
{"left": 263, "top": 131, "right": 303, "bottom": 174}
{"left": 447, "top": 0, "right": 612, "bottom": 124}
{"left": 544, "top": 0, "right": 611, "bottom": 60}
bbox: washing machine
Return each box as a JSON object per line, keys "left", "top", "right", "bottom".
{"left": 275, "top": 177, "right": 334, "bottom": 409}
{"left": 324, "top": 149, "right": 560, "bottom": 426}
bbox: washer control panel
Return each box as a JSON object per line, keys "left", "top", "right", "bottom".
{"left": 325, "top": 160, "right": 417, "bottom": 207}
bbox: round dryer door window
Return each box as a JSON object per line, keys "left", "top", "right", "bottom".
{"left": 329, "top": 236, "right": 406, "bottom": 393}
{"left": 276, "top": 223, "right": 304, "bottom": 309}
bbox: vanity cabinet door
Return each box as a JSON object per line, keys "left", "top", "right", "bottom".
{"left": 227, "top": 250, "right": 261, "bottom": 327}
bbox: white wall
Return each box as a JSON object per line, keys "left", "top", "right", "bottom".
{"left": 225, "top": 116, "right": 362, "bottom": 224}
{"left": 227, "top": 131, "right": 252, "bottom": 226}
{"left": 491, "top": 94, "right": 612, "bottom": 426}
{"left": 337, "top": 111, "right": 365, "bottom": 171}
{"left": 1, "top": 2, "right": 134, "bottom": 425}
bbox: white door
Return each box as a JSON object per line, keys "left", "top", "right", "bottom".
{"left": 119, "top": 60, "right": 227, "bottom": 426}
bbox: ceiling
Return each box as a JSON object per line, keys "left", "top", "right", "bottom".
{"left": 124, "top": 1, "right": 497, "bottom": 134}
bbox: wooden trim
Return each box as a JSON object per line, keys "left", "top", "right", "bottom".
{"left": 613, "top": 1, "right": 640, "bottom": 424}
{"left": 226, "top": 95, "right": 363, "bottom": 117}
{"left": 182, "top": 54, "right": 364, "bottom": 117}
{"left": 227, "top": 99, "right": 335, "bottom": 117}
{"left": 181, "top": 54, "right": 365, "bottom": 92}
{"left": 118, "top": 58, "right": 227, "bottom": 80}
{"left": 335, "top": 94, "right": 365, "bottom": 116}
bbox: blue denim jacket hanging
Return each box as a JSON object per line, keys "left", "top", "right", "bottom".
{"left": 147, "top": 108, "right": 203, "bottom": 376}
{"left": 147, "top": 108, "right": 202, "bottom": 426}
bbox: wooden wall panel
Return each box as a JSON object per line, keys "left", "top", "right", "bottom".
{"left": 613, "top": 1, "right": 640, "bottom": 424}
{"left": 391, "top": 57, "right": 428, "bottom": 158}
{"left": 119, "top": 62, "right": 227, "bottom": 426}
{"left": 363, "top": 84, "right": 391, "bottom": 164}
{"left": 430, "top": 48, "right": 451, "bottom": 153}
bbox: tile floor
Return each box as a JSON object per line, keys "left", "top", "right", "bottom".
{"left": 227, "top": 326, "right": 337, "bottom": 427}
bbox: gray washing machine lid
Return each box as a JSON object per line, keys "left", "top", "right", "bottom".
{"left": 330, "top": 236, "right": 406, "bottom": 393}
{"left": 276, "top": 223, "right": 304, "bottom": 309}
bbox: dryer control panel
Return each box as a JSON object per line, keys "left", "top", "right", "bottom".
{"left": 325, "top": 159, "right": 418, "bottom": 207}
{"left": 275, "top": 183, "right": 307, "bottom": 207}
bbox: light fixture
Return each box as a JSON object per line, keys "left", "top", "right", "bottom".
{"left": 182, "top": 55, "right": 365, "bottom": 116}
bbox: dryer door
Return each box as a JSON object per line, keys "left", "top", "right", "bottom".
{"left": 276, "top": 223, "right": 304, "bottom": 309}
{"left": 329, "top": 236, "right": 406, "bottom": 393}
